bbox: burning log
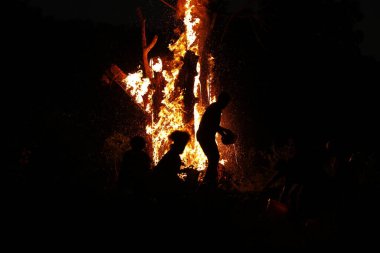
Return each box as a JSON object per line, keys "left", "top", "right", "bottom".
{"left": 151, "top": 58, "right": 166, "bottom": 123}
{"left": 136, "top": 8, "right": 163, "bottom": 122}
{"left": 105, "top": 64, "right": 126, "bottom": 87}
{"left": 104, "top": 64, "right": 152, "bottom": 114}
{"left": 199, "top": 0, "right": 220, "bottom": 107}
{"left": 199, "top": 53, "right": 210, "bottom": 106}
{"left": 176, "top": 50, "right": 199, "bottom": 126}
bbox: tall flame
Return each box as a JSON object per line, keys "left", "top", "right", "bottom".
{"left": 121, "top": 0, "right": 216, "bottom": 171}
{"left": 124, "top": 70, "right": 152, "bottom": 113}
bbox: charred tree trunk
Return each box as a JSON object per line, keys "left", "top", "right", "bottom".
{"left": 137, "top": 8, "right": 163, "bottom": 123}
{"left": 152, "top": 70, "right": 165, "bottom": 123}
{"left": 176, "top": 51, "right": 199, "bottom": 129}
{"left": 199, "top": 52, "right": 210, "bottom": 107}
{"left": 199, "top": 1, "right": 219, "bottom": 107}
{"left": 136, "top": 8, "right": 158, "bottom": 80}
{"left": 104, "top": 64, "right": 150, "bottom": 115}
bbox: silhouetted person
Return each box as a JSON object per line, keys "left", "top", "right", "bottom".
{"left": 196, "top": 92, "right": 231, "bottom": 189}
{"left": 118, "top": 136, "right": 151, "bottom": 196}
{"left": 152, "top": 131, "right": 190, "bottom": 196}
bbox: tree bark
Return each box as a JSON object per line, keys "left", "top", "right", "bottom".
{"left": 176, "top": 51, "right": 199, "bottom": 130}
{"left": 136, "top": 8, "right": 158, "bottom": 79}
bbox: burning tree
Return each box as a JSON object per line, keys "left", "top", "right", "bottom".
{"left": 104, "top": 0, "right": 229, "bottom": 172}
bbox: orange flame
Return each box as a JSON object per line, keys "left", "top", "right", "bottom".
{"left": 122, "top": 0, "right": 223, "bottom": 171}
{"left": 123, "top": 70, "right": 152, "bottom": 113}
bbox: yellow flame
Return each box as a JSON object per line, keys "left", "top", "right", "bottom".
{"left": 144, "top": 0, "right": 209, "bottom": 169}
{"left": 150, "top": 57, "right": 163, "bottom": 73}
{"left": 146, "top": 75, "right": 185, "bottom": 164}
{"left": 207, "top": 55, "right": 215, "bottom": 103}
{"left": 122, "top": 0, "right": 219, "bottom": 171}
{"left": 184, "top": 0, "right": 200, "bottom": 53}
{"left": 123, "top": 70, "right": 152, "bottom": 113}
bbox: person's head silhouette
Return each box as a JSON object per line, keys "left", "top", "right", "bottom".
{"left": 216, "top": 91, "right": 230, "bottom": 109}
{"left": 169, "top": 131, "right": 190, "bottom": 154}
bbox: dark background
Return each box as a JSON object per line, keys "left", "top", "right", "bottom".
{"left": 3, "top": 0, "right": 379, "bottom": 192}
{"left": 26, "top": 0, "right": 380, "bottom": 60}
{"left": 3, "top": 0, "right": 380, "bottom": 249}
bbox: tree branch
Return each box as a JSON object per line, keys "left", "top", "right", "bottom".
{"left": 158, "top": 0, "right": 176, "bottom": 11}
{"left": 146, "top": 35, "right": 158, "bottom": 53}
{"left": 137, "top": 7, "right": 158, "bottom": 79}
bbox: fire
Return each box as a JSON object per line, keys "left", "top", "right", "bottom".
{"left": 116, "top": 0, "right": 223, "bottom": 172}
{"left": 184, "top": 0, "right": 201, "bottom": 53}
{"left": 149, "top": 57, "right": 163, "bottom": 73}
{"left": 124, "top": 70, "right": 152, "bottom": 113}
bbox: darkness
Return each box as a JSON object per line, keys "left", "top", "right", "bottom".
{"left": 3, "top": 0, "right": 380, "bottom": 250}
{"left": 219, "top": 0, "right": 380, "bottom": 151}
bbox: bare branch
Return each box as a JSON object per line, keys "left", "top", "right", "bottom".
{"left": 137, "top": 7, "right": 158, "bottom": 79}
{"left": 146, "top": 35, "right": 158, "bottom": 53}
{"left": 158, "top": 0, "right": 176, "bottom": 11}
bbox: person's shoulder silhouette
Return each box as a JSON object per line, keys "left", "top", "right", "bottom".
{"left": 119, "top": 136, "right": 151, "bottom": 192}
{"left": 197, "top": 92, "right": 231, "bottom": 136}
{"left": 152, "top": 131, "right": 190, "bottom": 194}
{"left": 196, "top": 91, "right": 232, "bottom": 189}
{"left": 154, "top": 131, "right": 190, "bottom": 176}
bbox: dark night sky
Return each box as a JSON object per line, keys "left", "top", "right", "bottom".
{"left": 5, "top": 0, "right": 379, "bottom": 152}
{"left": 4, "top": 0, "right": 377, "bottom": 151}
{"left": 356, "top": 0, "right": 380, "bottom": 59}
{"left": 28, "top": 0, "right": 380, "bottom": 60}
